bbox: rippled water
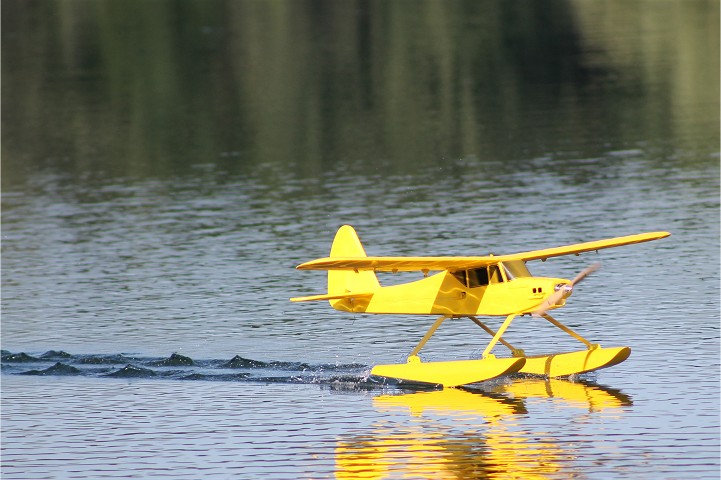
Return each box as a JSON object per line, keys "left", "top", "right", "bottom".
{"left": 3, "top": 153, "right": 719, "bottom": 478}
{"left": 2, "top": 1, "right": 720, "bottom": 478}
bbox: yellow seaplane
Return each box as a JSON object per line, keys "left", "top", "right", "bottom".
{"left": 291, "top": 225, "right": 669, "bottom": 387}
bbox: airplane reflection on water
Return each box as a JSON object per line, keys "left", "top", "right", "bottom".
{"left": 335, "top": 379, "right": 632, "bottom": 479}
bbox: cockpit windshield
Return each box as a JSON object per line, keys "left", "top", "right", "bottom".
{"left": 502, "top": 260, "right": 531, "bottom": 279}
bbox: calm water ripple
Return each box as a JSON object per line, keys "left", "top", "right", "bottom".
{"left": 3, "top": 1, "right": 720, "bottom": 478}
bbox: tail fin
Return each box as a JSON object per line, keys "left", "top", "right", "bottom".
{"left": 328, "top": 225, "right": 380, "bottom": 296}
{"left": 289, "top": 225, "right": 379, "bottom": 309}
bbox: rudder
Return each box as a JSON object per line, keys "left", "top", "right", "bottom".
{"left": 328, "top": 225, "right": 380, "bottom": 297}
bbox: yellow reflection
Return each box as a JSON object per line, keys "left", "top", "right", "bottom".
{"left": 336, "top": 380, "right": 631, "bottom": 479}
{"left": 336, "top": 389, "right": 558, "bottom": 479}
{"left": 491, "top": 378, "right": 633, "bottom": 413}
{"left": 373, "top": 387, "right": 525, "bottom": 417}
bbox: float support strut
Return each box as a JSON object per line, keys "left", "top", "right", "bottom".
{"left": 408, "top": 315, "right": 449, "bottom": 358}
{"left": 469, "top": 316, "right": 524, "bottom": 356}
{"left": 481, "top": 314, "right": 517, "bottom": 358}
{"left": 541, "top": 313, "right": 596, "bottom": 349}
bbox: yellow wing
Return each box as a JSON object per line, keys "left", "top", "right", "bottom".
{"left": 295, "top": 231, "right": 670, "bottom": 272}
{"left": 499, "top": 231, "right": 670, "bottom": 262}
{"left": 296, "top": 256, "right": 494, "bottom": 272}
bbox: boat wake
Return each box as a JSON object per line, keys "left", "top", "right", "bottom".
{"left": 1, "top": 350, "right": 390, "bottom": 390}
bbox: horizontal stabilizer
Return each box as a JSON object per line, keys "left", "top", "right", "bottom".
{"left": 290, "top": 291, "right": 375, "bottom": 302}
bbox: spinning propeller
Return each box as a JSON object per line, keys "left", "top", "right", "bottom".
{"left": 533, "top": 263, "right": 600, "bottom": 316}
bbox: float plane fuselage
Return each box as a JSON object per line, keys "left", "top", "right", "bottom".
{"left": 291, "top": 225, "right": 670, "bottom": 387}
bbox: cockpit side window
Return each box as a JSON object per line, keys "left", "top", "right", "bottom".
{"left": 451, "top": 271, "right": 467, "bottom": 286}
{"left": 468, "top": 268, "right": 489, "bottom": 287}
{"left": 489, "top": 265, "right": 503, "bottom": 284}
{"left": 453, "top": 266, "right": 505, "bottom": 288}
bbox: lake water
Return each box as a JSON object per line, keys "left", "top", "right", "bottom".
{"left": 2, "top": 1, "right": 719, "bottom": 478}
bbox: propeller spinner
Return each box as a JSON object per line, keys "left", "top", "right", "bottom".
{"left": 533, "top": 263, "right": 600, "bottom": 316}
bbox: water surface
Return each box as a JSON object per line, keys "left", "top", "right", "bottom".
{"left": 2, "top": 1, "right": 719, "bottom": 478}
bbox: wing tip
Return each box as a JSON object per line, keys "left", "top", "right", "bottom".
{"left": 638, "top": 231, "right": 671, "bottom": 242}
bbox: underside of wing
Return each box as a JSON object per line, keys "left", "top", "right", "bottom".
{"left": 295, "top": 256, "right": 498, "bottom": 272}
{"left": 294, "top": 231, "right": 670, "bottom": 272}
